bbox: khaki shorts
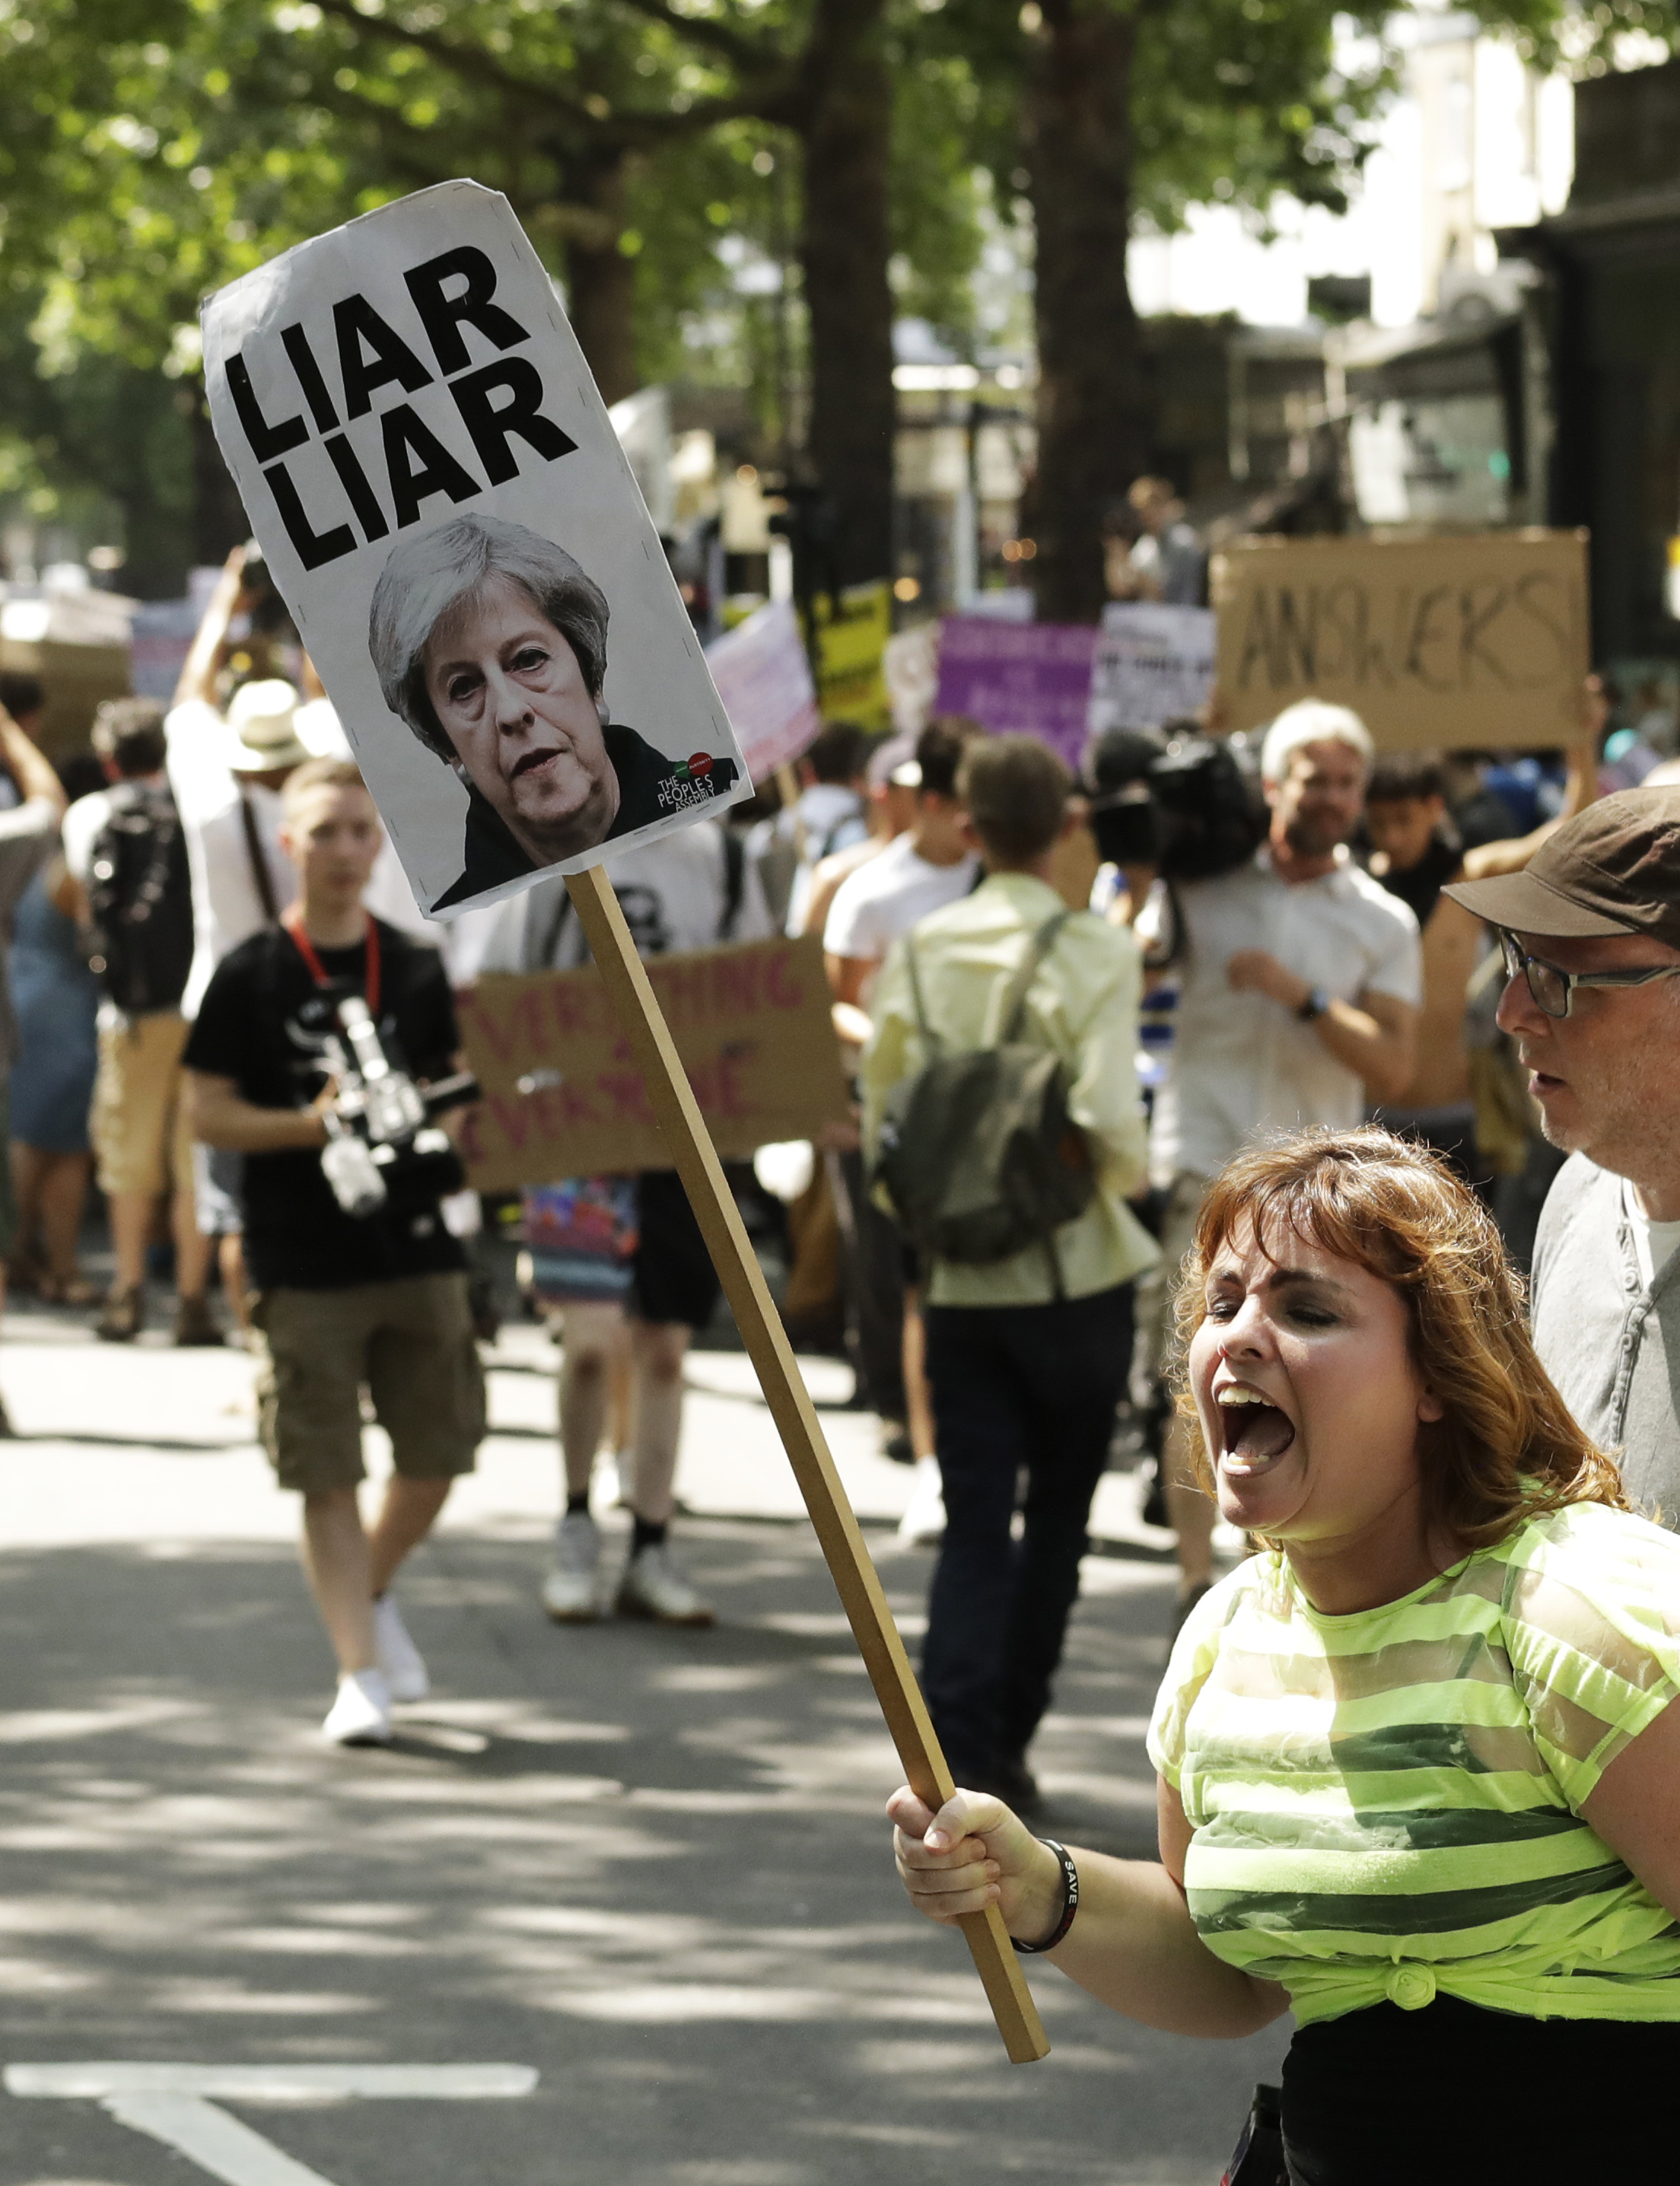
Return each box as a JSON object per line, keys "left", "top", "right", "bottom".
{"left": 250, "top": 1272, "right": 485, "bottom": 1495}
{"left": 92, "top": 1010, "right": 196, "bottom": 1199}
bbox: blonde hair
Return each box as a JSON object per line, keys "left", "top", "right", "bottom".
{"left": 281, "top": 757, "right": 369, "bottom": 818}
{"left": 1171, "top": 1127, "right": 1626, "bottom": 1548}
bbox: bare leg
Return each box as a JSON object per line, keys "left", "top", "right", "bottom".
{"left": 607, "top": 1322, "right": 636, "bottom": 1457}
{"left": 108, "top": 1192, "right": 154, "bottom": 1293}
{"left": 902, "top": 1288, "right": 937, "bottom": 1462}
{"left": 219, "top": 1233, "right": 252, "bottom": 1340}
{"left": 626, "top": 1319, "right": 691, "bottom": 1524}
{"left": 558, "top": 1301, "right": 624, "bottom": 1501}
{"left": 301, "top": 1488, "right": 377, "bottom": 1674}
{"left": 367, "top": 1475, "right": 453, "bottom": 1598}
{"left": 9, "top": 1144, "right": 43, "bottom": 1274}
{"left": 171, "top": 1182, "right": 212, "bottom": 1302}
{"left": 38, "top": 1152, "right": 91, "bottom": 1284}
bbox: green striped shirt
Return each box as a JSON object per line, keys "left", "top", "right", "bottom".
{"left": 1147, "top": 1502, "right": 1680, "bottom": 2025}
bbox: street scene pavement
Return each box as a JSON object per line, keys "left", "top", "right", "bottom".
{"left": 0, "top": 1300, "right": 1286, "bottom": 2186}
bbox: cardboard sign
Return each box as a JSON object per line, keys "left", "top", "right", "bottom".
{"left": 1088, "top": 602, "right": 1215, "bottom": 733}
{"left": 705, "top": 600, "right": 820, "bottom": 782}
{"left": 457, "top": 932, "right": 850, "bottom": 1187}
{"left": 1211, "top": 530, "right": 1589, "bottom": 749}
{"left": 200, "top": 181, "right": 748, "bottom": 919}
{"left": 934, "top": 616, "right": 1097, "bottom": 766}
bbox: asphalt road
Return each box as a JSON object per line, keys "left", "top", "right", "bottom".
{"left": 0, "top": 1304, "right": 1287, "bottom": 2186}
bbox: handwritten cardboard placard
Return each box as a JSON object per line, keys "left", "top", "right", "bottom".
{"left": 458, "top": 932, "right": 850, "bottom": 1186}
{"left": 1210, "top": 530, "right": 1589, "bottom": 750}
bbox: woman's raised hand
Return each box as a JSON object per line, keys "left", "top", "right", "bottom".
{"left": 887, "top": 1784, "right": 1064, "bottom": 1946}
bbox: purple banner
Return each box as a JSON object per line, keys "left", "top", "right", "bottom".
{"left": 934, "top": 616, "right": 1097, "bottom": 766}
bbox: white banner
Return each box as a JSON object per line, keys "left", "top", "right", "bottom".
{"left": 202, "top": 180, "right": 747, "bottom": 918}
{"left": 1088, "top": 601, "right": 1215, "bottom": 734}
{"left": 704, "top": 600, "right": 819, "bottom": 781}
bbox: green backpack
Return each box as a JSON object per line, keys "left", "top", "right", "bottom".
{"left": 873, "top": 911, "right": 1096, "bottom": 1291}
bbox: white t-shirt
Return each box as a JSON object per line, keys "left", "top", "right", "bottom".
{"left": 1147, "top": 845, "right": 1423, "bottom": 1185}
{"left": 1623, "top": 1179, "right": 1680, "bottom": 1291}
{"left": 479, "top": 818, "right": 774, "bottom": 972}
{"left": 165, "top": 697, "right": 438, "bottom": 1018}
{"left": 823, "top": 832, "right": 979, "bottom": 966}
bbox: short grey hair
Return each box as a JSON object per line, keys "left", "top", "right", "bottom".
{"left": 1261, "top": 699, "right": 1374, "bottom": 784}
{"left": 368, "top": 514, "right": 610, "bottom": 762}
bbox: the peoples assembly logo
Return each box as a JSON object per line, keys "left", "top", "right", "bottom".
{"left": 655, "top": 755, "right": 724, "bottom": 814}
{"left": 224, "top": 244, "right": 578, "bottom": 571}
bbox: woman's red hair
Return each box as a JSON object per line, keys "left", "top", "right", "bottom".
{"left": 1171, "top": 1127, "right": 1625, "bottom": 1547}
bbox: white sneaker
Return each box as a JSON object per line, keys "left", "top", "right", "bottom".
{"left": 322, "top": 1669, "right": 393, "bottom": 1747}
{"left": 372, "top": 1595, "right": 428, "bottom": 1704}
{"left": 542, "top": 1511, "right": 602, "bottom": 1623}
{"left": 897, "top": 1453, "right": 947, "bottom": 1548}
{"left": 616, "top": 1541, "right": 714, "bottom": 1626}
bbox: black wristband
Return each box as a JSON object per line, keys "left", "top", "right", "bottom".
{"left": 1010, "top": 1837, "right": 1079, "bottom": 1954}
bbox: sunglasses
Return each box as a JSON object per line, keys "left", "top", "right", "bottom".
{"left": 1497, "top": 928, "right": 1680, "bottom": 1019}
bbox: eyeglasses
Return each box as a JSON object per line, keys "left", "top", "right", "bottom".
{"left": 1497, "top": 929, "right": 1680, "bottom": 1019}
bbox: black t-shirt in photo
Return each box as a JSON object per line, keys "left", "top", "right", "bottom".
{"left": 182, "top": 918, "right": 468, "bottom": 1291}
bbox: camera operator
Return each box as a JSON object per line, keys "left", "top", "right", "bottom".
{"left": 183, "top": 759, "right": 484, "bottom": 1747}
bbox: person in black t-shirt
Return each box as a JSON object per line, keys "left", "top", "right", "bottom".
{"left": 184, "top": 759, "right": 484, "bottom": 1748}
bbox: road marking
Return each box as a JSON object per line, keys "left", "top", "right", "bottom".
{"left": 5, "top": 2062, "right": 539, "bottom": 2186}
{"left": 6, "top": 2063, "right": 537, "bottom": 2100}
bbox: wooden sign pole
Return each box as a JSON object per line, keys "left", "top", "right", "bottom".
{"left": 565, "top": 865, "right": 1049, "bottom": 2066}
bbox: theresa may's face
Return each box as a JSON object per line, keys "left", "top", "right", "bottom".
{"left": 422, "top": 571, "right": 619, "bottom": 861}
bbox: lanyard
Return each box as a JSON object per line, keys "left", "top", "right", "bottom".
{"left": 283, "top": 908, "right": 380, "bottom": 1018}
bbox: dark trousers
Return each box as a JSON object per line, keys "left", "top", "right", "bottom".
{"left": 921, "top": 1283, "right": 1134, "bottom": 1780}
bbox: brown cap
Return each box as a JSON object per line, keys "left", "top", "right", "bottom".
{"left": 1443, "top": 786, "right": 1680, "bottom": 948}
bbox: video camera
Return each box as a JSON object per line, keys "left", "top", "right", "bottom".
{"left": 317, "top": 994, "right": 479, "bottom": 1220}
{"left": 1084, "top": 721, "right": 1268, "bottom": 884}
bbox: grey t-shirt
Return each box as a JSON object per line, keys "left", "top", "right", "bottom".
{"left": 1531, "top": 1152, "right": 1680, "bottom": 1526}
{"left": 0, "top": 797, "right": 61, "bottom": 1073}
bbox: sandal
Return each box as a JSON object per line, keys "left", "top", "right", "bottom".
{"left": 37, "top": 1273, "right": 101, "bottom": 1309}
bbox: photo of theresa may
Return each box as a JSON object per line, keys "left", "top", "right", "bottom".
{"left": 368, "top": 512, "right": 739, "bottom": 911}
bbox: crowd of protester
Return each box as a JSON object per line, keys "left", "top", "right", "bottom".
{"left": 6, "top": 528, "right": 1680, "bottom": 2178}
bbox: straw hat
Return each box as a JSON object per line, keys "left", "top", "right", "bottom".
{"left": 225, "top": 679, "right": 313, "bottom": 774}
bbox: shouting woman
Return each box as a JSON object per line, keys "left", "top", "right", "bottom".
{"left": 889, "top": 1127, "right": 1680, "bottom": 2184}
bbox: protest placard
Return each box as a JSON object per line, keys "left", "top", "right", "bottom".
{"left": 934, "top": 616, "right": 1097, "bottom": 765}
{"left": 1088, "top": 602, "right": 1215, "bottom": 733}
{"left": 1211, "top": 530, "right": 1589, "bottom": 749}
{"left": 203, "top": 185, "right": 1048, "bottom": 2065}
{"left": 201, "top": 180, "right": 748, "bottom": 919}
{"left": 705, "top": 600, "right": 821, "bottom": 783}
{"left": 457, "top": 933, "right": 851, "bottom": 1188}
{"left": 815, "top": 580, "right": 892, "bottom": 727}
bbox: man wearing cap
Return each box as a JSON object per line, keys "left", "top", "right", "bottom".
{"left": 1446, "top": 788, "right": 1680, "bottom": 1519}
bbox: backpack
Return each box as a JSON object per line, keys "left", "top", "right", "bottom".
{"left": 872, "top": 912, "right": 1095, "bottom": 1290}
{"left": 84, "top": 781, "right": 195, "bottom": 1014}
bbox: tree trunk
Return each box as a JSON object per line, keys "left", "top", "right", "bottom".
{"left": 1025, "top": 0, "right": 1147, "bottom": 624}
{"left": 189, "top": 383, "right": 250, "bottom": 567}
{"left": 797, "top": 0, "right": 896, "bottom": 590}
{"left": 562, "top": 145, "right": 640, "bottom": 408}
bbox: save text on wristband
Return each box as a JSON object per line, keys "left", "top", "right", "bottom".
{"left": 1010, "top": 1837, "right": 1079, "bottom": 1955}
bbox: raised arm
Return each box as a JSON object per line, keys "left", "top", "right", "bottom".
{"left": 888, "top": 1781, "right": 1287, "bottom": 2040}
{"left": 173, "top": 545, "right": 248, "bottom": 708}
{"left": 0, "top": 706, "right": 68, "bottom": 821}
